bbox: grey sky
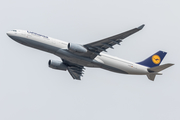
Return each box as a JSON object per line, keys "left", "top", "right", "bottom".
{"left": 0, "top": 0, "right": 179, "bottom": 120}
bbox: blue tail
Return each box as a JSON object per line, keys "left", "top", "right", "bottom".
{"left": 137, "top": 51, "right": 167, "bottom": 68}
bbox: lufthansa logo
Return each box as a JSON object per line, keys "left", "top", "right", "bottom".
{"left": 152, "top": 55, "right": 161, "bottom": 64}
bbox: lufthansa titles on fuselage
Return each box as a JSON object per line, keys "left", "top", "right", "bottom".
{"left": 27, "top": 31, "right": 48, "bottom": 39}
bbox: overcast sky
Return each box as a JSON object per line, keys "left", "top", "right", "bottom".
{"left": 1, "top": 0, "right": 179, "bottom": 120}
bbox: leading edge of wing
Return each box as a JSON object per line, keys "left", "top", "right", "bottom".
{"left": 84, "top": 24, "right": 145, "bottom": 48}
{"left": 83, "top": 24, "right": 145, "bottom": 58}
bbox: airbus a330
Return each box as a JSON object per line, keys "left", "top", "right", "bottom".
{"left": 7, "top": 25, "right": 174, "bottom": 81}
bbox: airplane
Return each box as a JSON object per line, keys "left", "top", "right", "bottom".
{"left": 6, "top": 25, "right": 174, "bottom": 81}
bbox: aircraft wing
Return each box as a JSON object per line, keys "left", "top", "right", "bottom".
{"left": 67, "top": 66, "right": 84, "bottom": 80}
{"left": 83, "top": 24, "right": 145, "bottom": 59}
{"left": 63, "top": 60, "right": 85, "bottom": 80}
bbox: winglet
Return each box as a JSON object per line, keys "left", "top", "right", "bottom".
{"left": 137, "top": 24, "right": 145, "bottom": 30}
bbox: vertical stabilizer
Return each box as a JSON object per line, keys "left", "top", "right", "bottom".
{"left": 137, "top": 51, "right": 167, "bottom": 68}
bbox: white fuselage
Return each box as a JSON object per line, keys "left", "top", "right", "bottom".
{"left": 7, "top": 29, "right": 150, "bottom": 75}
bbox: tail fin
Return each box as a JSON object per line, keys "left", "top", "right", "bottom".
{"left": 147, "top": 63, "right": 174, "bottom": 81}
{"left": 137, "top": 51, "right": 167, "bottom": 68}
{"left": 137, "top": 51, "right": 174, "bottom": 81}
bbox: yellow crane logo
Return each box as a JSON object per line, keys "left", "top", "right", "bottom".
{"left": 152, "top": 55, "right": 161, "bottom": 64}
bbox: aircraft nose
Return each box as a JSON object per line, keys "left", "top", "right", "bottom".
{"left": 6, "top": 31, "right": 12, "bottom": 36}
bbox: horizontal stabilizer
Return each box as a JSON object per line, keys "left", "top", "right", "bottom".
{"left": 148, "top": 63, "right": 174, "bottom": 72}
{"left": 147, "top": 74, "right": 156, "bottom": 81}
{"left": 147, "top": 63, "right": 174, "bottom": 81}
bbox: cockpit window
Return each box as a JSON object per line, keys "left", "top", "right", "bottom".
{"left": 12, "top": 30, "right": 17, "bottom": 32}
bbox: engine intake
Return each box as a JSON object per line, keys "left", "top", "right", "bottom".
{"left": 68, "top": 43, "right": 87, "bottom": 54}
{"left": 48, "top": 60, "right": 67, "bottom": 71}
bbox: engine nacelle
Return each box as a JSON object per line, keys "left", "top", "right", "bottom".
{"left": 68, "top": 43, "right": 87, "bottom": 54}
{"left": 48, "top": 60, "right": 67, "bottom": 71}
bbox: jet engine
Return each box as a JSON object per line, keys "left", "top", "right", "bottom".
{"left": 48, "top": 60, "right": 67, "bottom": 70}
{"left": 68, "top": 43, "right": 87, "bottom": 53}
